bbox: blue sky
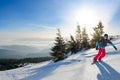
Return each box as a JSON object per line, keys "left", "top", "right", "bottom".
{"left": 0, "top": 0, "right": 120, "bottom": 45}
{"left": 0, "top": 0, "right": 63, "bottom": 29}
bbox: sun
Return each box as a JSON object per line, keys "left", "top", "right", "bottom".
{"left": 65, "top": 7, "right": 100, "bottom": 35}
{"left": 79, "top": 8, "right": 99, "bottom": 25}
{"left": 61, "top": 7, "right": 101, "bottom": 38}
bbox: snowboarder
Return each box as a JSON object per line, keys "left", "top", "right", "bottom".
{"left": 92, "top": 34, "right": 117, "bottom": 64}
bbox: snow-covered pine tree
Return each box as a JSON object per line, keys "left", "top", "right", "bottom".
{"left": 50, "top": 29, "right": 66, "bottom": 62}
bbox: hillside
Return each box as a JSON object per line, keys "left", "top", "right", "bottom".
{"left": 0, "top": 38, "right": 120, "bottom": 80}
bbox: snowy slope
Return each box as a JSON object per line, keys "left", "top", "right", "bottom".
{"left": 0, "top": 39, "right": 120, "bottom": 80}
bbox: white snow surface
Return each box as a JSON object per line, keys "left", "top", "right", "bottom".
{"left": 0, "top": 38, "right": 120, "bottom": 80}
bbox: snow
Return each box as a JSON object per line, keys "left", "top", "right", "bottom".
{"left": 0, "top": 38, "right": 120, "bottom": 80}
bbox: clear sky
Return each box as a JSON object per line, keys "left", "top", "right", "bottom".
{"left": 0, "top": 0, "right": 120, "bottom": 45}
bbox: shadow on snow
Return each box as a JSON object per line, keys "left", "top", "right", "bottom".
{"left": 96, "top": 61, "right": 120, "bottom": 80}
{"left": 20, "top": 59, "right": 80, "bottom": 80}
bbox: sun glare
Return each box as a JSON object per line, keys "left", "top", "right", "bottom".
{"left": 79, "top": 8, "right": 99, "bottom": 26}
{"left": 65, "top": 7, "right": 100, "bottom": 36}
{"left": 61, "top": 7, "right": 103, "bottom": 38}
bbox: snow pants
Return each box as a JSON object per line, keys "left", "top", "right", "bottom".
{"left": 94, "top": 48, "right": 106, "bottom": 61}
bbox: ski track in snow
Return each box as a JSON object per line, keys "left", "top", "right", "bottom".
{"left": 0, "top": 38, "right": 120, "bottom": 80}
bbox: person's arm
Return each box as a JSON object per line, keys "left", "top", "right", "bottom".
{"left": 108, "top": 40, "right": 117, "bottom": 50}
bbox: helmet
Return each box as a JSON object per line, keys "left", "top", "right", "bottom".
{"left": 104, "top": 34, "right": 108, "bottom": 38}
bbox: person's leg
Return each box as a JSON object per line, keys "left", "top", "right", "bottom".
{"left": 94, "top": 48, "right": 102, "bottom": 61}
{"left": 98, "top": 49, "right": 106, "bottom": 61}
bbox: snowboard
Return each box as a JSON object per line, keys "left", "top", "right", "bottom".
{"left": 91, "top": 60, "right": 103, "bottom": 65}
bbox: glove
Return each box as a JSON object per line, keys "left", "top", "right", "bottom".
{"left": 114, "top": 46, "right": 117, "bottom": 50}
{"left": 96, "top": 46, "right": 98, "bottom": 50}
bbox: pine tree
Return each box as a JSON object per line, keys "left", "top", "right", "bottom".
{"left": 50, "top": 29, "right": 66, "bottom": 62}
{"left": 66, "top": 35, "right": 78, "bottom": 54}
{"left": 81, "top": 27, "right": 90, "bottom": 50}
{"left": 90, "top": 21, "right": 104, "bottom": 48}
{"left": 75, "top": 25, "right": 82, "bottom": 51}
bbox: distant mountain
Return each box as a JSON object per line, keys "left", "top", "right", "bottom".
{"left": 0, "top": 49, "right": 23, "bottom": 59}
{"left": 26, "top": 48, "right": 51, "bottom": 58}
{"left": 0, "top": 45, "right": 40, "bottom": 53}
{"left": 0, "top": 45, "right": 51, "bottom": 59}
